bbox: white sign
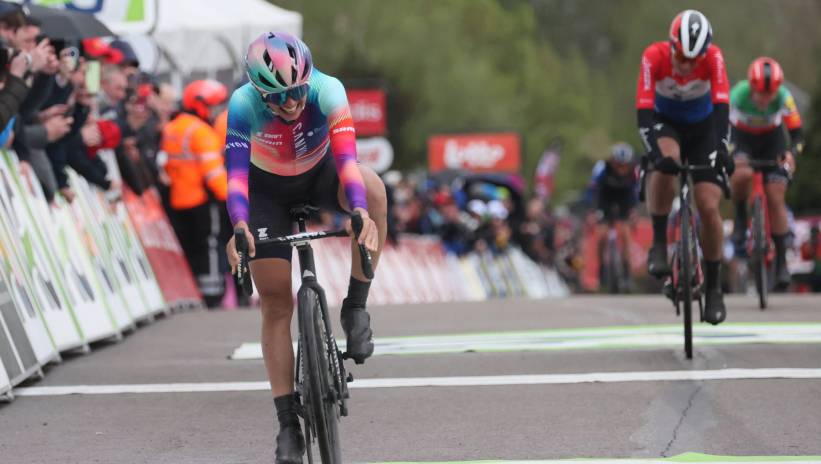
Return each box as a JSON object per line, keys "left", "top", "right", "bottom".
{"left": 356, "top": 137, "right": 394, "bottom": 174}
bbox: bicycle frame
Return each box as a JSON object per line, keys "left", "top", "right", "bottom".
{"left": 747, "top": 164, "right": 775, "bottom": 266}
{"left": 669, "top": 167, "right": 705, "bottom": 309}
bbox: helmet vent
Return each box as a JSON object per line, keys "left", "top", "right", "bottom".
{"left": 274, "top": 70, "right": 287, "bottom": 87}
{"left": 262, "top": 49, "right": 274, "bottom": 72}
{"left": 258, "top": 73, "right": 276, "bottom": 89}
{"left": 287, "top": 45, "right": 298, "bottom": 82}
{"left": 301, "top": 60, "right": 310, "bottom": 79}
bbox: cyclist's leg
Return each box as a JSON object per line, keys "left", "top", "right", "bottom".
{"left": 730, "top": 139, "right": 753, "bottom": 253}
{"left": 690, "top": 115, "right": 727, "bottom": 324}
{"left": 764, "top": 134, "right": 791, "bottom": 288}
{"left": 647, "top": 131, "right": 680, "bottom": 277}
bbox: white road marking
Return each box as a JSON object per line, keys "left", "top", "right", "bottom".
{"left": 229, "top": 323, "right": 821, "bottom": 360}
{"left": 14, "top": 368, "right": 821, "bottom": 397}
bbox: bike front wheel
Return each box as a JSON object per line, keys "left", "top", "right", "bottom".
{"left": 680, "top": 205, "right": 694, "bottom": 360}
{"left": 752, "top": 197, "right": 768, "bottom": 310}
{"left": 299, "top": 287, "right": 342, "bottom": 463}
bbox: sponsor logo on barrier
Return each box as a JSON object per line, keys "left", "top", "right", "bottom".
{"left": 257, "top": 228, "right": 268, "bottom": 240}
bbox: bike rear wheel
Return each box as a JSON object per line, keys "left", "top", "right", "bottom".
{"left": 680, "top": 205, "right": 694, "bottom": 360}
{"left": 299, "top": 287, "right": 342, "bottom": 463}
{"left": 752, "top": 197, "right": 768, "bottom": 310}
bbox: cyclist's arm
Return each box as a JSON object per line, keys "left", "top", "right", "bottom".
{"left": 318, "top": 75, "right": 367, "bottom": 211}
{"left": 636, "top": 45, "right": 659, "bottom": 157}
{"left": 225, "top": 92, "right": 253, "bottom": 225}
{"left": 782, "top": 90, "right": 804, "bottom": 155}
{"left": 708, "top": 46, "right": 731, "bottom": 152}
{"left": 192, "top": 125, "right": 228, "bottom": 202}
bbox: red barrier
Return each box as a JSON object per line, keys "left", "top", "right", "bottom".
{"left": 122, "top": 188, "right": 201, "bottom": 305}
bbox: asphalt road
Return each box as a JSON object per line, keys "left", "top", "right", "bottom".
{"left": 1, "top": 294, "right": 821, "bottom": 463}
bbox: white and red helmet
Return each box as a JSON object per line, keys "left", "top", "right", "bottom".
{"left": 669, "top": 10, "right": 712, "bottom": 59}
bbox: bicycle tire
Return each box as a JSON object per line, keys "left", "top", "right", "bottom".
{"left": 607, "top": 237, "right": 620, "bottom": 294}
{"left": 299, "top": 287, "right": 342, "bottom": 463}
{"left": 752, "top": 198, "right": 768, "bottom": 310}
{"left": 680, "top": 205, "right": 694, "bottom": 360}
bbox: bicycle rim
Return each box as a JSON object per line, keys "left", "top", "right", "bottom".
{"left": 752, "top": 198, "right": 768, "bottom": 310}
{"left": 299, "top": 287, "right": 342, "bottom": 463}
{"left": 680, "top": 206, "right": 693, "bottom": 360}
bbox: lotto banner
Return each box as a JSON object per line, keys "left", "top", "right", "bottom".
{"left": 122, "top": 188, "right": 201, "bottom": 306}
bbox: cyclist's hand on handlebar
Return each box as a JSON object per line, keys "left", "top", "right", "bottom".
{"left": 349, "top": 207, "right": 379, "bottom": 253}
{"left": 227, "top": 221, "right": 255, "bottom": 274}
{"left": 781, "top": 151, "right": 795, "bottom": 176}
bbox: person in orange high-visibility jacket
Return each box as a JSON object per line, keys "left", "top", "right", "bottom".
{"left": 161, "top": 79, "right": 229, "bottom": 307}
{"left": 213, "top": 109, "right": 228, "bottom": 146}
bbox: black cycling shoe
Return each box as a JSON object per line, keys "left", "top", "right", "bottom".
{"left": 341, "top": 305, "right": 374, "bottom": 364}
{"left": 275, "top": 424, "right": 305, "bottom": 464}
{"left": 774, "top": 259, "right": 791, "bottom": 292}
{"left": 703, "top": 289, "right": 727, "bottom": 325}
{"left": 647, "top": 244, "right": 671, "bottom": 279}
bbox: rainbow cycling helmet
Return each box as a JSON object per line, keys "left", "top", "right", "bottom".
{"left": 245, "top": 32, "right": 313, "bottom": 99}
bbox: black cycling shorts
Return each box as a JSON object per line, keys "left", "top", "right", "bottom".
{"left": 731, "top": 127, "right": 790, "bottom": 185}
{"left": 649, "top": 112, "right": 724, "bottom": 186}
{"left": 248, "top": 152, "right": 347, "bottom": 261}
{"left": 598, "top": 189, "right": 635, "bottom": 223}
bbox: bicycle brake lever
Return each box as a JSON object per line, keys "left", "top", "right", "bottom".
{"left": 234, "top": 228, "right": 254, "bottom": 296}
{"left": 351, "top": 213, "right": 374, "bottom": 280}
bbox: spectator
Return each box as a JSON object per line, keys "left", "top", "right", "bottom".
{"left": 160, "top": 79, "right": 228, "bottom": 308}
{"left": 797, "top": 225, "right": 821, "bottom": 292}
{"left": 97, "top": 64, "right": 127, "bottom": 119}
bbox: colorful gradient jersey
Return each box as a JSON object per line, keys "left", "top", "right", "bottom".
{"left": 730, "top": 80, "right": 802, "bottom": 134}
{"left": 225, "top": 69, "right": 366, "bottom": 225}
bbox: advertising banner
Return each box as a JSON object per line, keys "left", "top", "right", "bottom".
{"left": 122, "top": 188, "right": 201, "bottom": 306}
{"left": 24, "top": 0, "right": 159, "bottom": 36}
{"left": 355, "top": 137, "right": 393, "bottom": 174}
{"left": 347, "top": 89, "right": 387, "bottom": 137}
{"left": 428, "top": 133, "right": 521, "bottom": 173}
{"left": 0, "top": 155, "right": 82, "bottom": 352}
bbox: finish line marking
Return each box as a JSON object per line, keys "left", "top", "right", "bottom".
{"left": 13, "top": 368, "right": 821, "bottom": 397}
{"left": 229, "top": 323, "right": 821, "bottom": 360}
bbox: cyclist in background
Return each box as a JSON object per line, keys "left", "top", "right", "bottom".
{"left": 636, "top": 10, "right": 733, "bottom": 324}
{"left": 729, "top": 57, "right": 803, "bottom": 290}
{"left": 223, "top": 32, "right": 386, "bottom": 463}
{"left": 587, "top": 142, "right": 639, "bottom": 277}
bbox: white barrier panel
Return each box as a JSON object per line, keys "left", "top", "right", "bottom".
{"left": 0, "top": 355, "right": 10, "bottom": 399}
{"left": 115, "top": 203, "right": 166, "bottom": 314}
{"left": 0, "top": 271, "right": 42, "bottom": 387}
{"left": 52, "top": 201, "right": 120, "bottom": 342}
{"left": 14, "top": 156, "right": 119, "bottom": 345}
{"left": 0, "top": 185, "right": 58, "bottom": 368}
{"left": 0, "top": 157, "right": 83, "bottom": 352}
{"left": 69, "top": 171, "right": 136, "bottom": 330}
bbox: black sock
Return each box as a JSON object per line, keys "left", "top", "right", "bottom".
{"left": 773, "top": 233, "right": 788, "bottom": 266}
{"left": 652, "top": 215, "right": 668, "bottom": 246}
{"left": 705, "top": 260, "right": 721, "bottom": 291}
{"left": 274, "top": 394, "right": 300, "bottom": 428}
{"left": 342, "top": 277, "right": 371, "bottom": 311}
{"left": 734, "top": 202, "right": 747, "bottom": 234}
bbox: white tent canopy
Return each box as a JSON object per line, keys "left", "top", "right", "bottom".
{"left": 120, "top": 0, "right": 302, "bottom": 81}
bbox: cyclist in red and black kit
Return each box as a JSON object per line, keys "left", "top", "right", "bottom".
{"left": 637, "top": 10, "right": 733, "bottom": 324}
